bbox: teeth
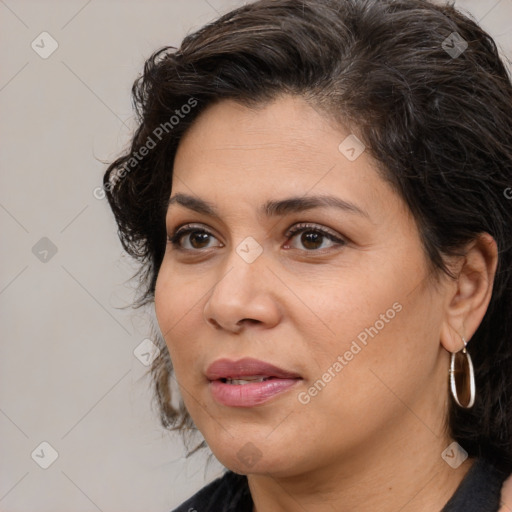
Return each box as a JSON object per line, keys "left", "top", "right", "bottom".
{"left": 225, "top": 376, "right": 271, "bottom": 385}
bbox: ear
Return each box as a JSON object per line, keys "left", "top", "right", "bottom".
{"left": 440, "top": 232, "right": 498, "bottom": 352}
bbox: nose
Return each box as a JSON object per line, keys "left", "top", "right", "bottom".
{"left": 203, "top": 249, "right": 282, "bottom": 334}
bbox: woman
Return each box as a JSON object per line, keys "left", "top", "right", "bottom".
{"left": 104, "top": 0, "right": 512, "bottom": 510}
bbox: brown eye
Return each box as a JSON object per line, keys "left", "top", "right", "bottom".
{"left": 285, "top": 223, "right": 346, "bottom": 251}
{"left": 298, "top": 231, "right": 325, "bottom": 250}
{"left": 167, "top": 225, "right": 222, "bottom": 250}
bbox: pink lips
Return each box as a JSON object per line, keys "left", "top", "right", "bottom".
{"left": 205, "top": 357, "right": 302, "bottom": 407}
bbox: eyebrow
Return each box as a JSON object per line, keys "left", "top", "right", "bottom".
{"left": 166, "top": 193, "right": 369, "bottom": 219}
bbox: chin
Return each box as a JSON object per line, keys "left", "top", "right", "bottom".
{"left": 205, "top": 433, "right": 301, "bottom": 477}
{"left": 218, "top": 452, "right": 291, "bottom": 476}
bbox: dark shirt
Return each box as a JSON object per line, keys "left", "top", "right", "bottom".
{"left": 171, "top": 457, "right": 508, "bottom": 512}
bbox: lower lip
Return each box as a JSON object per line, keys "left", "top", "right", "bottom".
{"left": 209, "top": 378, "right": 301, "bottom": 407}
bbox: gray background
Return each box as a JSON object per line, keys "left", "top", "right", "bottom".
{"left": 1, "top": 1, "right": 510, "bottom": 511}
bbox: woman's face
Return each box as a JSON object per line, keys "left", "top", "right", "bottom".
{"left": 155, "top": 95, "right": 452, "bottom": 477}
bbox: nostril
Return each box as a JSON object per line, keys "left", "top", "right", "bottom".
{"left": 207, "top": 318, "right": 222, "bottom": 330}
{"left": 238, "top": 318, "right": 260, "bottom": 327}
{"left": 205, "top": 317, "right": 259, "bottom": 332}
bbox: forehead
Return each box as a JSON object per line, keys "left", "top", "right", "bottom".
{"left": 171, "top": 95, "right": 399, "bottom": 222}
{"left": 176, "top": 95, "right": 344, "bottom": 159}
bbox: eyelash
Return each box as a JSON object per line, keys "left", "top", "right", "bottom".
{"left": 166, "top": 223, "right": 346, "bottom": 252}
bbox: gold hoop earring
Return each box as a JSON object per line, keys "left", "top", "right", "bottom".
{"left": 449, "top": 336, "right": 475, "bottom": 408}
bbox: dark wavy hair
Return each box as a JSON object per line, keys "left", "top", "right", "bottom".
{"left": 104, "top": 0, "right": 512, "bottom": 471}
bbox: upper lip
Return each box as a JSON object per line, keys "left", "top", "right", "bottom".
{"left": 205, "top": 357, "right": 302, "bottom": 381}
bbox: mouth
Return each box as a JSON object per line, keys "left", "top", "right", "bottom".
{"left": 220, "top": 376, "right": 274, "bottom": 385}
{"left": 205, "top": 358, "right": 303, "bottom": 407}
{"left": 205, "top": 357, "right": 302, "bottom": 381}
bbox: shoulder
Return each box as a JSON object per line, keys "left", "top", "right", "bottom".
{"left": 170, "top": 470, "right": 252, "bottom": 512}
{"left": 442, "top": 457, "right": 510, "bottom": 512}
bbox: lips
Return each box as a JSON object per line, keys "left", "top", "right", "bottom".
{"left": 205, "top": 358, "right": 302, "bottom": 407}
{"left": 205, "top": 358, "right": 302, "bottom": 381}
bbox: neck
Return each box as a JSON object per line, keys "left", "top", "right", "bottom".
{"left": 247, "top": 415, "right": 473, "bottom": 512}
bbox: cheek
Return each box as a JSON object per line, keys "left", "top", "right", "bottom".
{"left": 290, "top": 268, "right": 400, "bottom": 354}
{"left": 298, "top": 261, "right": 440, "bottom": 403}
{"left": 293, "top": 303, "right": 435, "bottom": 449}
{"left": 154, "top": 263, "right": 207, "bottom": 381}
{"left": 154, "top": 268, "right": 172, "bottom": 339}
{"left": 154, "top": 267, "right": 188, "bottom": 360}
